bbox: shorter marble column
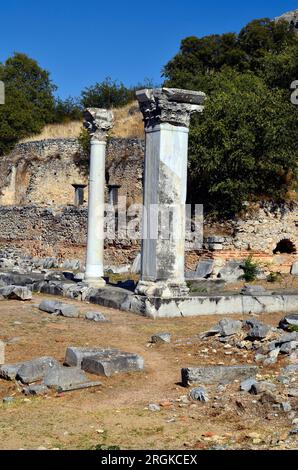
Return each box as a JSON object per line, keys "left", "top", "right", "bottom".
{"left": 84, "top": 108, "right": 113, "bottom": 286}
{"left": 135, "top": 88, "right": 205, "bottom": 298}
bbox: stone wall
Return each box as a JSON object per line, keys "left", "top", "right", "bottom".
{"left": 0, "top": 202, "right": 296, "bottom": 271}
{"left": 0, "top": 138, "right": 144, "bottom": 206}
{"left": 0, "top": 205, "right": 139, "bottom": 266}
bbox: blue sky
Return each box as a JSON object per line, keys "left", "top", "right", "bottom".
{"left": 0, "top": 1, "right": 297, "bottom": 98}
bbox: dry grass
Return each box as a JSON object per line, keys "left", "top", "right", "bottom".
{"left": 110, "top": 102, "right": 144, "bottom": 139}
{"left": 20, "top": 121, "right": 83, "bottom": 142}
{"left": 21, "top": 102, "right": 144, "bottom": 143}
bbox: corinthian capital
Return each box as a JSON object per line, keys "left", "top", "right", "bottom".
{"left": 136, "top": 87, "right": 205, "bottom": 129}
{"left": 84, "top": 108, "right": 114, "bottom": 141}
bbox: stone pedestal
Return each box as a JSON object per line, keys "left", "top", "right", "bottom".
{"left": 135, "top": 88, "right": 205, "bottom": 298}
{"left": 84, "top": 108, "right": 113, "bottom": 287}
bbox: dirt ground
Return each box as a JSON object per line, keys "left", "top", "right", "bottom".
{"left": 0, "top": 293, "right": 297, "bottom": 450}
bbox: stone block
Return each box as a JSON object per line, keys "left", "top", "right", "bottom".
{"left": 64, "top": 347, "right": 119, "bottom": 367}
{"left": 43, "top": 366, "right": 89, "bottom": 390}
{"left": 217, "top": 261, "right": 244, "bottom": 282}
{"left": 0, "top": 362, "right": 25, "bottom": 380}
{"left": 38, "top": 299, "right": 61, "bottom": 314}
{"left": 16, "top": 357, "right": 60, "bottom": 384}
{"left": 250, "top": 381, "right": 277, "bottom": 395}
{"left": 59, "top": 304, "right": 79, "bottom": 318}
{"left": 38, "top": 300, "right": 79, "bottom": 318}
{"left": 244, "top": 319, "right": 271, "bottom": 339}
{"left": 0, "top": 285, "right": 32, "bottom": 301}
{"left": 81, "top": 350, "right": 144, "bottom": 377}
{"left": 280, "top": 341, "right": 298, "bottom": 354}
{"left": 195, "top": 259, "right": 214, "bottom": 279}
{"left": 23, "top": 384, "right": 49, "bottom": 396}
{"left": 181, "top": 365, "right": 258, "bottom": 386}
{"left": 218, "top": 318, "right": 243, "bottom": 336}
{"left": 189, "top": 386, "right": 208, "bottom": 402}
{"left": 240, "top": 377, "right": 257, "bottom": 392}
{"left": 181, "top": 365, "right": 258, "bottom": 387}
{"left": 85, "top": 312, "right": 107, "bottom": 322}
{"left": 241, "top": 285, "right": 267, "bottom": 295}
{"left": 151, "top": 332, "right": 171, "bottom": 344}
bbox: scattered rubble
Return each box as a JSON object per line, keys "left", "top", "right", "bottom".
{"left": 201, "top": 316, "right": 298, "bottom": 366}
{"left": 151, "top": 333, "right": 171, "bottom": 344}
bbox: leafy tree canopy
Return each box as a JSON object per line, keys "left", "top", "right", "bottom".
{"left": 0, "top": 52, "right": 56, "bottom": 155}
{"left": 163, "top": 18, "right": 298, "bottom": 216}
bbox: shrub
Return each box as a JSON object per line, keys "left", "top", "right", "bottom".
{"left": 242, "top": 256, "right": 260, "bottom": 282}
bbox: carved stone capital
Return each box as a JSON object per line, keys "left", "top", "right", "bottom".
{"left": 84, "top": 108, "right": 114, "bottom": 141}
{"left": 136, "top": 87, "right": 205, "bottom": 129}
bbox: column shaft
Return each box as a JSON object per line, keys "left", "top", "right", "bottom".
{"left": 85, "top": 140, "right": 106, "bottom": 284}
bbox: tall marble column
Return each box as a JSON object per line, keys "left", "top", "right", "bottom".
{"left": 84, "top": 108, "right": 113, "bottom": 286}
{"left": 135, "top": 88, "right": 205, "bottom": 298}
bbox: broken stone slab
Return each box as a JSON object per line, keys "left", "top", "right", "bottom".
{"left": 151, "top": 332, "right": 171, "bottom": 344}
{"left": 85, "top": 311, "right": 107, "bottom": 322}
{"left": 43, "top": 366, "right": 90, "bottom": 390}
{"left": 279, "top": 314, "right": 298, "bottom": 331}
{"left": 250, "top": 381, "right": 277, "bottom": 395}
{"left": 38, "top": 299, "right": 61, "bottom": 314}
{"left": 241, "top": 285, "right": 267, "bottom": 295}
{"left": 181, "top": 365, "right": 258, "bottom": 386}
{"left": 0, "top": 362, "right": 25, "bottom": 380}
{"left": 81, "top": 351, "right": 144, "bottom": 377}
{"left": 0, "top": 285, "right": 32, "bottom": 301}
{"left": 244, "top": 319, "right": 271, "bottom": 340}
{"left": 217, "top": 319, "right": 243, "bottom": 337}
{"left": 280, "top": 341, "right": 298, "bottom": 354}
{"left": 195, "top": 259, "right": 214, "bottom": 279}
{"left": 22, "top": 384, "right": 49, "bottom": 396}
{"left": 59, "top": 304, "right": 79, "bottom": 318}
{"left": 64, "top": 347, "right": 119, "bottom": 367}
{"left": 217, "top": 260, "right": 243, "bottom": 282}
{"left": 189, "top": 386, "right": 208, "bottom": 402}
{"left": 38, "top": 300, "right": 79, "bottom": 318}
{"left": 278, "top": 332, "right": 298, "bottom": 344}
{"left": 16, "top": 357, "right": 60, "bottom": 384}
{"left": 240, "top": 377, "right": 257, "bottom": 392}
{"left": 56, "top": 380, "right": 102, "bottom": 393}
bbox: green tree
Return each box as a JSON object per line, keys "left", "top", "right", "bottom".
{"left": 187, "top": 70, "right": 298, "bottom": 216}
{"left": 81, "top": 77, "right": 135, "bottom": 109}
{"left": 53, "top": 96, "right": 83, "bottom": 123}
{"left": 0, "top": 52, "right": 56, "bottom": 155}
{"left": 163, "top": 17, "right": 298, "bottom": 216}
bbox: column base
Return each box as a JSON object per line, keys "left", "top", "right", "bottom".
{"left": 135, "top": 280, "right": 189, "bottom": 298}
{"left": 84, "top": 276, "right": 106, "bottom": 288}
